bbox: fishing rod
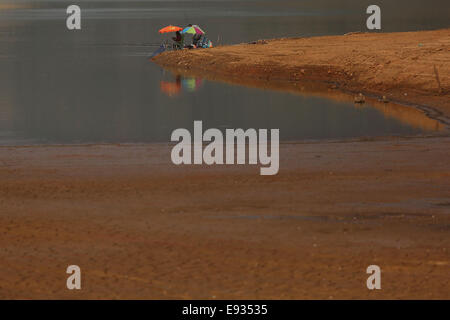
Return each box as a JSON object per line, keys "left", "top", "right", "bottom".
{"left": 80, "top": 42, "right": 163, "bottom": 48}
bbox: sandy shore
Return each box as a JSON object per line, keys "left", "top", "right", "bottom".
{"left": 153, "top": 29, "right": 450, "bottom": 123}
{"left": 1, "top": 138, "right": 449, "bottom": 299}
{"left": 1, "top": 29, "right": 449, "bottom": 300}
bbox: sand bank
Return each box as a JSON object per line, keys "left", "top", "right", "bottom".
{"left": 153, "top": 29, "right": 450, "bottom": 123}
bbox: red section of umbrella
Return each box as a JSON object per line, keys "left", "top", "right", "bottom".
{"left": 193, "top": 27, "right": 205, "bottom": 35}
{"left": 159, "top": 25, "right": 183, "bottom": 34}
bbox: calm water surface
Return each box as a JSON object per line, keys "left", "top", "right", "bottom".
{"left": 0, "top": 0, "right": 447, "bottom": 145}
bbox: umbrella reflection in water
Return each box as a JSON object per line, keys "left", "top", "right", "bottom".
{"left": 160, "top": 75, "right": 203, "bottom": 97}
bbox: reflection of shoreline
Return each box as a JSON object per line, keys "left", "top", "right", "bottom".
{"left": 160, "top": 65, "right": 445, "bottom": 133}
{"left": 368, "top": 100, "right": 444, "bottom": 132}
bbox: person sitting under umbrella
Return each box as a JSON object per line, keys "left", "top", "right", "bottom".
{"left": 172, "top": 31, "right": 184, "bottom": 49}
{"left": 189, "top": 24, "right": 202, "bottom": 46}
{"left": 183, "top": 24, "right": 205, "bottom": 47}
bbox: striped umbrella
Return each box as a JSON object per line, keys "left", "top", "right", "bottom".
{"left": 181, "top": 25, "right": 205, "bottom": 35}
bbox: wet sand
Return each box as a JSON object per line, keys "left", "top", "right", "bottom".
{"left": 1, "top": 137, "right": 449, "bottom": 299}
{"left": 153, "top": 29, "right": 450, "bottom": 123}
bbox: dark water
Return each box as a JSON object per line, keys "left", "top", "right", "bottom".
{"left": 0, "top": 0, "right": 448, "bottom": 145}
